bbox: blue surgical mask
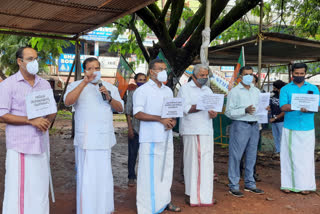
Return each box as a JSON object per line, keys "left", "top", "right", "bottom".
{"left": 242, "top": 74, "right": 253, "bottom": 86}
{"left": 136, "top": 82, "right": 144, "bottom": 87}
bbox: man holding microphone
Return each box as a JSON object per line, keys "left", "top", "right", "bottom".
{"left": 64, "top": 57, "right": 123, "bottom": 214}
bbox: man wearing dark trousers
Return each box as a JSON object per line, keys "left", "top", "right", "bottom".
{"left": 126, "top": 73, "right": 146, "bottom": 187}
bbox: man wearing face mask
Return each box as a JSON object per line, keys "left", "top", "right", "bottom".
{"left": 225, "top": 66, "right": 264, "bottom": 197}
{"left": 133, "top": 59, "right": 181, "bottom": 213}
{"left": 64, "top": 57, "right": 123, "bottom": 214}
{"left": 269, "top": 80, "right": 286, "bottom": 155}
{"left": 125, "top": 73, "right": 147, "bottom": 187}
{"left": 280, "top": 63, "right": 319, "bottom": 195}
{"left": 177, "top": 64, "right": 217, "bottom": 206}
{"left": 0, "top": 47, "right": 56, "bottom": 214}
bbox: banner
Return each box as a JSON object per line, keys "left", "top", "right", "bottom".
{"left": 114, "top": 55, "right": 134, "bottom": 98}
{"left": 228, "top": 46, "right": 245, "bottom": 90}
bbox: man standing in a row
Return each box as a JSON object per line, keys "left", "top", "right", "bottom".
{"left": 225, "top": 66, "right": 264, "bottom": 197}
{"left": 178, "top": 64, "right": 217, "bottom": 206}
{"left": 126, "top": 73, "right": 147, "bottom": 187}
{"left": 133, "top": 59, "right": 181, "bottom": 213}
{"left": 280, "top": 62, "right": 318, "bottom": 194}
{"left": 0, "top": 47, "right": 56, "bottom": 214}
{"left": 64, "top": 57, "right": 123, "bottom": 214}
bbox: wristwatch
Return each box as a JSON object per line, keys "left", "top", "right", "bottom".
{"left": 108, "top": 96, "right": 113, "bottom": 103}
{"left": 274, "top": 116, "right": 278, "bottom": 120}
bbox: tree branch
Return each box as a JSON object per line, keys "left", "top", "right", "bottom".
{"left": 0, "top": 69, "right": 7, "bottom": 80}
{"left": 160, "top": 0, "right": 172, "bottom": 20}
{"left": 184, "top": 0, "right": 229, "bottom": 52}
{"left": 136, "top": 7, "right": 160, "bottom": 35}
{"left": 129, "top": 14, "right": 150, "bottom": 62}
{"left": 147, "top": 3, "right": 162, "bottom": 19}
{"left": 174, "top": 3, "right": 205, "bottom": 47}
{"left": 169, "top": 0, "right": 185, "bottom": 38}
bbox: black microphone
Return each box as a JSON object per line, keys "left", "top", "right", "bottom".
{"left": 98, "top": 80, "right": 107, "bottom": 101}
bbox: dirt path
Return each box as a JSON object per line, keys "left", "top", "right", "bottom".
{"left": 0, "top": 116, "right": 319, "bottom": 214}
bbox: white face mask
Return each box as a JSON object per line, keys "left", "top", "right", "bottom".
{"left": 157, "top": 70, "right": 167, "bottom": 82}
{"left": 26, "top": 60, "right": 39, "bottom": 75}
{"left": 86, "top": 71, "right": 101, "bottom": 83}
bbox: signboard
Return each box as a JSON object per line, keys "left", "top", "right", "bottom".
{"left": 221, "top": 66, "right": 234, "bottom": 71}
{"left": 58, "top": 54, "right": 93, "bottom": 72}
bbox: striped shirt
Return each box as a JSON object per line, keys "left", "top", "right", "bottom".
{"left": 0, "top": 71, "right": 53, "bottom": 154}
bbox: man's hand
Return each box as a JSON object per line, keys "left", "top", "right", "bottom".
{"left": 300, "top": 107, "right": 308, "bottom": 112}
{"left": 160, "top": 118, "right": 175, "bottom": 130}
{"left": 269, "top": 118, "right": 276, "bottom": 123}
{"left": 99, "top": 85, "right": 111, "bottom": 100}
{"left": 266, "top": 106, "right": 271, "bottom": 112}
{"left": 128, "top": 127, "right": 134, "bottom": 140}
{"left": 83, "top": 73, "right": 96, "bottom": 84}
{"left": 28, "top": 117, "right": 50, "bottom": 132}
{"left": 245, "top": 105, "right": 256, "bottom": 115}
{"left": 208, "top": 110, "right": 218, "bottom": 119}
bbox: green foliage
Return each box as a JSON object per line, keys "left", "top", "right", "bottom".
{"left": 0, "top": 34, "right": 72, "bottom": 76}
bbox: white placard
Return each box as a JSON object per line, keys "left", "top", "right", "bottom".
{"left": 256, "top": 93, "right": 270, "bottom": 114}
{"left": 196, "top": 94, "right": 225, "bottom": 112}
{"left": 26, "top": 89, "right": 57, "bottom": 119}
{"left": 291, "top": 93, "right": 319, "bottom": 112}
{"left": 257, "top": 114, "right": 268, "bottom": 124}
{"left": 161, "top": 97, "right": 184, "bottom": 118}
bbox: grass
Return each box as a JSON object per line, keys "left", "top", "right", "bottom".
{"left": 113, "top": 114, "right": 127, "bottom": 122}
{"left": 57, "top": 110, "right": 72, "bottom": 120}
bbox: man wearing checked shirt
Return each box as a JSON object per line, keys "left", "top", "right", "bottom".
{"left": 0, "top": 47, "right": 56, "bottom": 214}
{"left": 280, "top": 62, "right": 319, "bottom": 195}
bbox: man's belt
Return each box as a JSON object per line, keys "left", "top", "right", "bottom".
{"left": 239, "top": 120, "right": 258, "bottom": 125}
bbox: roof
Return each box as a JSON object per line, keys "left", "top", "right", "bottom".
{"left": 0, "top": 0, "right": 155, "bottom": 39}
{"left": 194, "top": 32, "right": 320, "bottom": 66}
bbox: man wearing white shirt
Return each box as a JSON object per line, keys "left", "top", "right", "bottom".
{"left": 64, "top": 57, "right": 123, "bottom": 214}
{"left": 133, "top": 59, "right": 181, "bottom": 213}
{"left": 178, "top": 64, "right": 217, "bottom": 206}
{"left": 225, "top": 66, "right": 264, "bottom": 197}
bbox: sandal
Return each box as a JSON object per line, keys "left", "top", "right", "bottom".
{"left": 165, "top": 202, "right": 181, "bottom": 212}
{"left": 301, "top": 191, "right": 310, "bottom": 195}
{"left": 282, "top": 189, "right": 290, "bottom": 193}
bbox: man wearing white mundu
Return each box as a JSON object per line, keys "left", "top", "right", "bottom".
{"left": 280, "top": 62, "right": 319, "bottom": 194}
{"left": 0, "top": 47, "right": 56, "bottom": 214}
{"left": 133, "top": 59, "right": 181, "bottom": 213}
{"left": 64, "top": 57, "right": 123, "bottom": 214}
{"left": 178, "top": 64, "right": 217, "bottom": 206}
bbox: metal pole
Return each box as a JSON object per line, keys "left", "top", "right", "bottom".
{"left": 267, "top": 66, "right": 270, "bottom": 92}
{"left": 288, "top": 63, "right": 292, "bottom": 82}
{"left": 49, "top": 59, "right": 76, "bottom": 129}
{"left": 258, "top": 0, "right": 263, "bottom": 88}
{"left": 204, "top": 0, "right": 212, "bottom": 59}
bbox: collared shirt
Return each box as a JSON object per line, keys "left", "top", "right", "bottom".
{"left": 178, "top": 80, "right": 213, "bottom": 135}
{"left": 280, "top": 81, "right": 319, "bottom": 131}
{"left": 225, "top": 83, "right": 260, "bottom": 121}
{"left": 125, "top": 89, "right": 140, "bottom": 133}
{"left": 0, "top": 71, "right": 53, "bottom": 154}
{"left": 133, "top": 79, "right": 173, "bottom": 143}
{"left": 64, "top": 80, "right": 124, "bottom": 150}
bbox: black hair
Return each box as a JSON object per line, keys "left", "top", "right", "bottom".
{"left": 148, "top": 58, "right": 165, "bottom": 70}
{"left": 239, "top": 66, "right": 253, "bottom": 75}
{"left": 82, "top": 57, "right": 100, "bottom": 70}
{"left": 273, "top": 80, "right": 286, "bottom": 89}
{"left": 253, "top": 74, "right": 258, "bottom": 83}
{"left": 134, "top": 73, "right": 146, "bottom": 80}
{"left": 16, "top": 46, "right": 32, "bottom": 60}
{"left": 292, "top": 63, "right": 307, "bottom": 73}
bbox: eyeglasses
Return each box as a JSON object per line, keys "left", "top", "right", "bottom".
{"left": 21, "top": 57, "right": 40, "bottom": 63}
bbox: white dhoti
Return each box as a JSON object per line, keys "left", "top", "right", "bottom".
{"left": 136, "top": 141, "right": 173, "bottom": 214}
{"left": 76, "top": 147, "right": 114, "bottom": 214}
{"left": 183, "top": 135, "right": 214, "bottom": 206}
{"left": 2, "top": 149, "right": 49, "bottom": 214}
{"left": 280, "top": 128, "right": 316, "bottom": 192}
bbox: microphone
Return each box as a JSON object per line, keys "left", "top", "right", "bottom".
{"left": 98, "top": 80, "right": 107, "bottom": 101}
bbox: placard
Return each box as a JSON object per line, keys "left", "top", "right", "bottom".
{"left": 161, "top": 97, "right": 184, "bottom": 118}
{"left": 26, "top": 89, "right": 57, "bottom": 119}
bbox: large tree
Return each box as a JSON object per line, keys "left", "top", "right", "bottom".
{"left": 110, "top": 0, "right": 261, "bottom": 85}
